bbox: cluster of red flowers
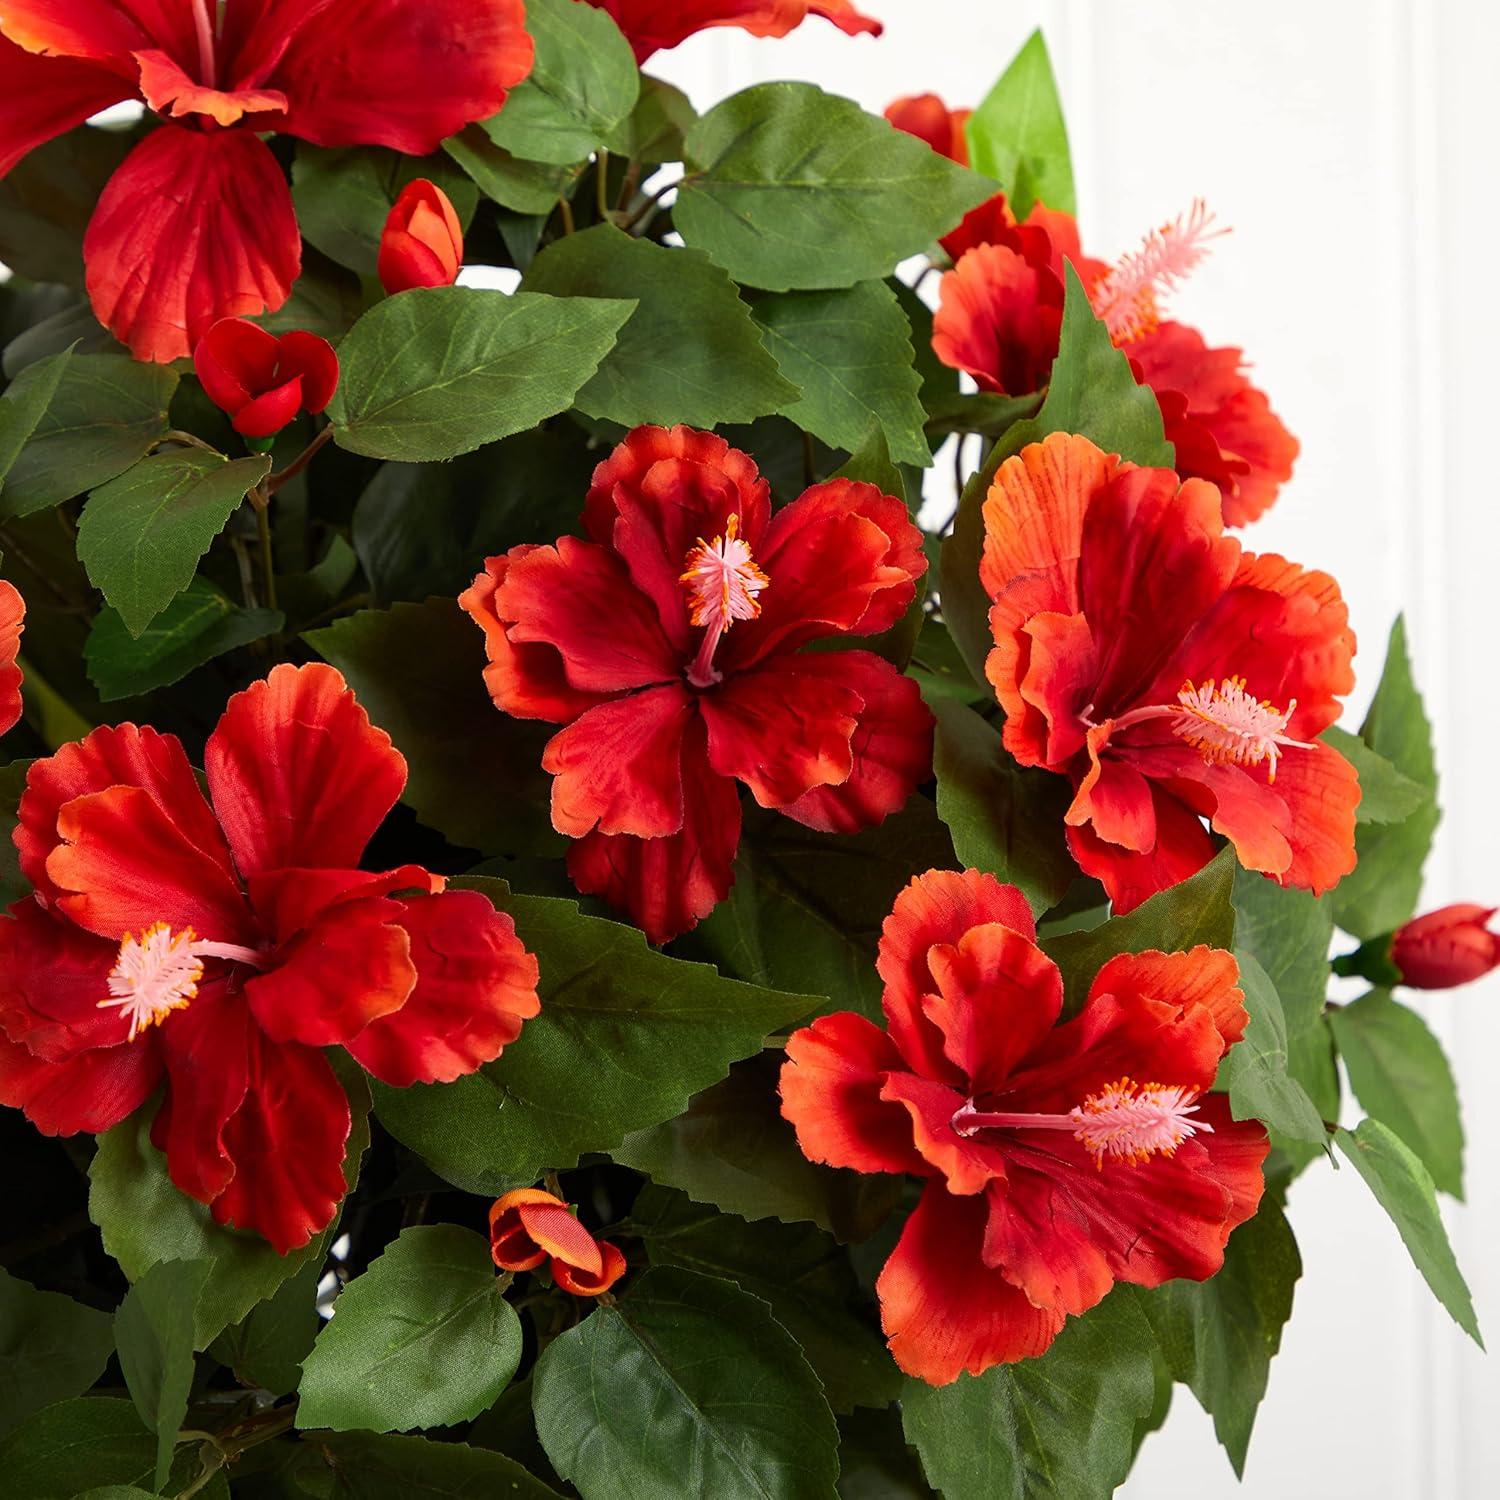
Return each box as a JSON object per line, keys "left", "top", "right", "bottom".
{"left": 490, "top": 1187, "right": 626, "bottom": 1296}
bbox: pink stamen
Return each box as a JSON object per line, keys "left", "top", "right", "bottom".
{"left": 679, "top": 514, "right": 769, "bottom": 688}
{"left": 99, "top": 923, "right": 265, "bottom": 1042}
{"left": 1091, "top": 199, "right": 1227, "bottom": 344}
{"left": 952, "top": 1077, "right": 1210, "bottom": 1168}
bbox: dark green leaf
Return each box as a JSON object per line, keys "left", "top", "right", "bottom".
{"left": 901, "top": 1290, "right": 1158, "bottom": 1500}
{"left": 1323, "top": 725, "right": 1431, "bottom": 825}
{"left": 837, "top": 1408, "right": 935, "bottom": 1499}
{"left": 614, "top": 1055, "right": 901, "bottom": 1241}
{"left": 372, "top": 881, "right": 816, "bottom": 1192}
{"left": 1043, "top": 848, "right": 1236, "bottom": 1013}
{"left": 908, "top": 616, "right": 986, "bottom": 705}
{"left": 1329, "top": 990, "right": 1464, "bottom": 1198}
{"left": 306, "top": 599, "right": 561, "bottom": 857}
{"left": 678, "top": 83, "right": 994, "bottom": 290}
{"left": 634, "top": 1186, "right": 900, "bottom": 1414}
{"left": 0, "top": 349, "right": 70, "bottom": 490}
{"left": 291, "top": 146, "right": 477, "bottom": 277}
{"left": 85, "top": 579, "right": 283, "bottom": 701}
{"left": 483, "top": 0, "right": 639, "bottom": 165}
{"left": 1134, "top": 1199, "right": 1301, "bottom": 1476}
{"left": 0, "top": 1270, "right": 114, "bottom": 1435}
{"left": 114, "top": 1258, "right": 212, "bottom": 1491}
{"left": 208, "top": 1259, "right": 320, "bottom": 1399}
{"left": 922, "top": 391, "right": 1042, "bottom": 440}
{"left": 534, "top": 1267, "right": 839, "bottom": 1500}
{"left": 444, "top": 126, "right": 579, "bottom": 216}
{"left": 0, "top": 354, "right": 175, "bottom": 519}
{"left": 294, "top": 1431, "right": 563, "bottom": 1499}
{"left": 1335, "top": 1119, "right": 1480, "bottom": 1344}
{"left": 258, "top": 246, "right": 364, "bottom": 342}
{"left": 930, "top": 698, "right": 1075, "bottom": 917}
{"left": 751, "top": 281, "right": 930, "bottom": 466}
{"left": 523, "top": 225, "right": 797, "bottom": 426}
{"left": 0, "top": 759, "right": 34, "bottom": 904}
{"left": 1330, "top": 618, "right": 1440, "bottom": 938}
{"left": 329, "top": 288, "right": 635, "bottom": 461}
{"left": 77, "top": 452, "right": 270, "bottom": 636}
{"left": 964, "top": 30, "right": 1074, "bottom": 220}
{"left": 605, "top": 74, "right": 697, "bottom": 165}
{"left": 4, "top": 299, "right": 120, "bottom": 377}
{"left": 298, "top": 1226, "right": 520, "bottom": 1433}
{"left": 89, "top": 1073, "right": 371, "bottom": 1350}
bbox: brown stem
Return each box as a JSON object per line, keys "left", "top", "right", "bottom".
{"left": 557, "top": 195, "right": 576, "bottom": 236}
{"left": 595, "top": 147, "right": 611, "bottom": 221}
{"left": 266, "top": 424, "right": 334, "bottom": 494}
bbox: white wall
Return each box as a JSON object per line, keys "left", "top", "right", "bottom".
{"left": 656, "top": 3, "right": 1500, "bottom": 1494}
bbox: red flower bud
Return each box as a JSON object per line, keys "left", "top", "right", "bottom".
{"left": 193, "top": 319, "right": 339, "bottom": 440}
{"left": 378, "top": 179, "right": 464, "bottom": 295}
{"left": 488, "top": 1187, "right": 625, "bottom": 1297}
{"left": 1392, "top": 904, "right": 1500, "bottom": 989}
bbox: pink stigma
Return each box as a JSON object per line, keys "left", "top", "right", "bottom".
{"left": 680, "top": 514, "right": 769, "bottom": 688}
{"left": 1171, "top": 676, "right": 1309, "bottom": 782}
{"left": 1091, "top": 199, "right": 1227, "bottom": 344}
{"left": 99, "top": 923, "right": 266, "bottom": 1042}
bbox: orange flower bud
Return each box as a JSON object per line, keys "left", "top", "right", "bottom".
{"left": 378, "top": 179, "right": 463, "bottom": 294}
{"left": 488, "top": 1187, "right": 626, "bottom": 1296}
{"left": 1392, "top": 904, "right": 1500, "bottom": 989}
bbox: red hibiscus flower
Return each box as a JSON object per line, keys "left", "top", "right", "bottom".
{"left": 1, "top": 580, "right": 23, "bottom": 736}
{"left": 489, "top": 1187, "right": 627, "bottom": 1296}
{"left": 0, "top": 1, "right": 533, "bottom": 363}
{"left": 885, "top": 93, "right": 971, "bottom": 166}
{"left": 780, "top": 867, "right": 1268, "bottom": 1384}
{"left": 0, "top": 663, "right": 541, "bottom": 1253}
{"left": 461, "top": 424, "right": 934, "bottom": 945}
{"left": 1392, "top": 904, "right": 1500, "bottom": 991}
{"left": 586, "top": 1, "right": 880, "bottom": 63}
{"left": 982, "top": 431, "right": 1360, "bottom": 913}
{"left": 378, "top": 179, "right": 464, "bottom": 296}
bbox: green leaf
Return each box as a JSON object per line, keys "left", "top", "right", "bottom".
{"left": 908, "top": 616, "right": 987, "bottom": 705}
{"left": 297, "top": 1431, "right": 563, "bottom": 1498}
{"left": 522, "top": 225, "right": 798, "bottom": 427}
{"left": 483, "top": 0, "right": 639, "bottom": 165}
{"left": 352, "top": 429, "right": 593, "bottom": 605}
{"left": 85, "top": 579, "right": 283, "bottom": 701}
{"left": 1134, "top": 1199, "right": 1301, "bottom": 1476}
{"left": 534, "top": 1266, "right": 840, "bottom": 1500}
{"left": 89, "top": 1073, "right": 371, "bottom": 1350}
{"left": 1335, "top": 1119, "right": 1480, "bottom": 1344}
{"left": 751, "top": 281, "right": 930, "bottom": 466}
{"left": 614, "top": 1055, "right": 901, "bottom": 1241}
{"left": 444, "top": 126, "right": 579, "bottom": 216}
{"left": 1043, "top": 848, "right": 1236, "bottom": 1013}
{"left": 837, "top": 1408, "right": 935, "bottom": 1498}
{"left": 939, "top": 265, "right": 1172, "bottom": 683}
{"left": 0, "top": 354, "right": 175, "bottom": 518}
{"left": 1283, "top": 1017, "right": 1342, "bottom": 1177}
{"left": 635, "top": 1186, "right": 899, "bottom": 1414}
{"left": 372, "top": 881, "right": 816, "bottom": 1192}
{"left": 923, "top": 391, "right": 1042, "bottom": 440}
{"left": 307, "top": 599, "right": 561, "bottom": 857}
{"left": 0, "top": 1270, "right": 114, "bottom": 1435}
{"left": 1330, "top": 618, "right": 1440, "bottom": 939}
{"left": 1329, "top": 990, "right": 1465, "bottom": 1198}
{"left": 1218, "top": 953, "right": 1329, "bottom": 1150}
{"left": 298, "top": 1225, "right": 520, "bottom": 1433}
{"left": 2, "top": 760, "right": 36, "bottom": 904}
{"left": 678, "top": 83, "right": 994, "bottom": 291}
{"left": 291, "top": 145, "right": 477, "bottom": 278}
{"left": 930, "top": 697, "right": 1075, "bottom": 917}
{"left": 114, "top": 1258, "right": 212, "bottom": 1492}
{"left": 965, "top": 30, "right": 1074, "bottom": 220}
{"left": 328, "top": 287, "right": 635, "bottom": 462}
{"left": 77, "top": 452, "right": 270, "bottom": 637}
{"left": 1231, "top": 869, "right": 1332, "bottom": 1040}
{"left": 1323, "top": 725, "right": 1431, "bottom": 826}
{"left": 605, "top": 74, "right": 697, "bottom": 165}
{"left": 208, "top": 1259, "right": 320, "bottom": 1399}
{"left": 0, "top": 348, "right": 70, "bottom": 490}
{"left": 901, "top": 1289, "right": 1159, "bottom": 1500}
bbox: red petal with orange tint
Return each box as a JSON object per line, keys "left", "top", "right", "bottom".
{"left": 588, "top": 0, "right": 879, "bottom": 63}
{"left": 516, "top": 1201, "right": 602, "bottom": 1275}
{"left": 933, "top": 244, "right": 1062, "bottom": 396}
{"left": 0, "top": 580, "right": 23, "bottom": 736}
{"left": 1065, "top": 785, "right": 1216, "bottom": 914}
{"left": 0, "top": 34, "right": 128, "bottom": 177}
{"left": 1089, "top": 947, "right": 1248, "bottom": 1048}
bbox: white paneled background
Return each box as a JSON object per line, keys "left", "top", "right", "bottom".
{"left": 653, "top": 2, "right": 1500, "bottom": 1495}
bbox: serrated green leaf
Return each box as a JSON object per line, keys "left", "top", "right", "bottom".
{"left": 1335, "top": 1118, "right": 1480, "bottom": 1344}
{"left": 84, "top": 579, "right": 282, "bottom": 701}
{"left": 1329, "top": 990, "right": 1464, "bottom": 1197}
{"left": 0, "top": 348, "right": 70, "bottom": 490}
{"left": 678, "top": 83, "right": 994, "bottom": 291}
{"left": 523, "top": 225, "right": 797, "bottom": 426}
{"left": 483, "top": 0, "right": 639, "bottom": 166}
{"left": 965, "top": 30, "right": 1074, "bottom": 220}
{"left": 372, "top": 881, "right": 817, "bottom": 1192}
{"left": 1230, "top": 869, "right": 1332, "bottom": 1039}
{"left": 0, "top": 1270, "right": 114, "bottom": 1435}
{"left": 328, "top": 288, "right": 635, "bottom": 461}
{"left": 77, "top": 452, "right": 269, "bottom": 637}
{"left": 208, "top": 1258, "right": 320, "bottom": 1399}
{"left": 444, "top": 126, "right": 579, "bottom": 216}
{"left": 534, "top": 1267, "right": 839, "bottom": 1500}
{"left": 751, "top": 281, "right": 930, "bottom": 466}
{"left": 298, "top": 1226, "right": 520, "bottom": 1433}
{"left": 901, "top": 1289, "right": 1158, "bottom": 1500}
{"left": 1323, "top": 725, "right": 1431, "bottom": 826}
{"left": 293, "top": 1431, "right": 563, "bottom": 1499}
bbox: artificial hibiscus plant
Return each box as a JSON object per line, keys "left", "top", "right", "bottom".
{"left": 0, "top": 6, "right": 1486, "bottom": 1498}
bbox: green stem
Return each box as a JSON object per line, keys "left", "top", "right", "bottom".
{"left": 595, "top": 147, "right": 611, "bottom": 221}
{"left": 557, "top": 194, "right": 576, "bottom": 236}
{"left": 253, "top": 488, "right": 278, "bottom": 615}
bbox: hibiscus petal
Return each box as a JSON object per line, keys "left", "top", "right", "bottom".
{"left": 515, "top": 1201, "right": 602, "bottom": 1275}
{"left": 592, "top": 0, "right": 880, "bottom": 64}
{"left": 0, "top": 1028, "right": 160, "bottom": 1135}
{"left": 780, "top": 652, "right": 934, "bottom": 835}
{"left": 0, "top": 34, "right": 128, "bottom": 177}
{"left": 345, "top": 889, "right": 541, "bottom": 1087}
{"left": 779, "top": 1011, "right": 926, "bottom": 1177}
{"left": 0, "top": 1, "right": 175, "bottom": 64}
{"left": 1065, "top": 783, "right": 1216, "bottom": 915}
{"left": 1, "top": 579, "right": 24, "bottom": 737}
{"left": 933, "top": 243, "right": 1063, "bottom": 396}
{"left": 1006, "top": 607, "right": 1097, "bottom": 767}
{"left": 84, "top": 124, "right": 300, "bottom": 363}
{"left": 881, "top": 1071, "right": 1009, "bottom": 1196}
{"left": 1261, "top": 739, "right": 1361, "bottom": 895}
{"left": 1089, "top": 947, "right": 1247, "bottom": 1049}
{"left": 877, "top": 1180, "right": 1064, "bottom": 1385}
{"left": 205, "top": 662, "right": 407, "bottom": 882}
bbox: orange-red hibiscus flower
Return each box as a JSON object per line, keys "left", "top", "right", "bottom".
{"left": 489, "top": 1187, "right": 627, "bottom": 1296}
{"left": 461, "top": 424, "right": 933, "bottom": 945}
{"left": 0, "top": 663, "right": 540, "bottom": 1253}
{"left": 0, "top": 1, "right": 533, "bottom": 363}
{"left": 982, "top": 432, "right": 1360, "bottom": 913}
{"left": 0, "top": 580, "right": 23, "bottom": 735}
{"left": 587, "top": 0, "right": 880, "bottom": 62}
{"left": 780, "top": 867, "right": 1267, "bottom": 1385}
